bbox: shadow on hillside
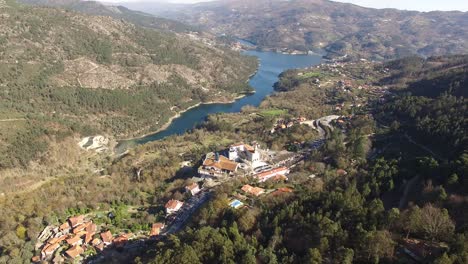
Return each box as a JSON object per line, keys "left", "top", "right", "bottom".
{"left": 85, "top": 237, "right": 162, "bottom": 264}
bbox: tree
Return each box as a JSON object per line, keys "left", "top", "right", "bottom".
{"left": 15, "top": 225, "right": 27, "bottom": 240}
{"left": 336, "top": 247, "right": 354, "bottom": 264}
{"left": 306, "top": 248, "right": 322, "bottom": 264}
{"left": 401, "top": 206, "right": 422, "bottom": 239}
{"left": 434, "top": 253, "right": 453, "bottom": 264}
{"left": 173, "top": 245, "right": 201, "bottom": 264}
{"left": 447, "top": 173, "right": 459, "bottom": 186}
{"left": 420, "top": 204, "right": 454, "bottom": 241}
{"left": 364, "top": 230, "right": 395, "bottom": 263}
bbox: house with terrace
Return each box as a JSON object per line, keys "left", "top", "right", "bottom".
{"left": 165, "top": 199, "right": 184, "bottom": 214}
{"left": 186, "top": 182, "right": 201, "bottom": 196}
{"left": 228, "top": 143, "right": 262, "bottom": 165}
{"left": 254, "top": 167, "right": 290, "bottom": 182}
{"left": 198, "top": 152, "right": 239, "bottom": 178}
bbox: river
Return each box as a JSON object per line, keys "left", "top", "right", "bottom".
{"left": 117, "top": 50, "right": 322, "bottom": 150}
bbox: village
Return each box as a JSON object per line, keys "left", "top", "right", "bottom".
{"left": 34, "top": 58, "right": 397, "bottom": 263}
{"left": 33, "top": 137, "right": 315, "bottom": 263}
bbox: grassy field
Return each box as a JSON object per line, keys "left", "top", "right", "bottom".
{"left": 259, "top": 109, "right": 288, "bottom": 117}
{"left": 298, "top": 71, "right": 321, "bottom": 79}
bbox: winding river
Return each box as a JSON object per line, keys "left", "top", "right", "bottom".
{"left": 117, "top": 50, "right": 322, "bottom": 150}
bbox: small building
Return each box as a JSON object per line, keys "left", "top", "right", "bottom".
{"left": 72, "top": 223, "right": 87, "bottom": 234}
{"left": 68, "top": 215, "right": 85, "bottom": 228}
{"left": 92, "top": 238, "right": 104, "bottom": 251}
{"left": 47, "top": 234, "right": 67, "bottom": 245}
{"left": 59, "top": 222, "right": 70, "bottom": 233}
{"left": 198, "top": 152, "right": 239, "bottom": 178}
{"left": 113, "top": 234, "right": 130, "bottom": 247}
{"left": 31, "top": 256, "right": 41, "bottom": 263}
{"left": 241, "top": 185, "right": 265, "bottom": 197}
{"left": 165, "top": 199, "right": 184, "bottom": 214}
{"left": 277, "top": 187, "right": 293, "bottom": 193}
{"left": 337, "top": 169, "right": 348, "bottom": 176}
{"left": 85, "top": 223, "right": 97, "bottom": 244}
{"left": 186, "top": 182, "right": 201, "bottom": 196}
{"left": 150, "top": 223, "right": 165, "bottom": 237}
{"left": 254, "top": 167, "right": 290, "bottom": 182}
{"left": 65, "top": 245, "right": 84, "bottom": 259}
{"left": 41, "top": 243, "right": 60, "bottom": 260}
{"left": 91, "top": 238, "right": 102, "bottom": 247}
{"left": 100, "top": 230, "right": 113, "bottom": 246}
{"left": 66, "top": 235, "right": 82, "bottom": 246}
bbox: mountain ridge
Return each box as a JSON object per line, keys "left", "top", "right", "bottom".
{"left": 130, "top": 0, "right": 468, "bottom": 60}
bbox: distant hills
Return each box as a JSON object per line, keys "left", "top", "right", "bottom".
{"left": 130, "top": 0, "right": 468, "bottom": 60}
{"left": 18, "top": 0, "right": 198, "bottom": 32}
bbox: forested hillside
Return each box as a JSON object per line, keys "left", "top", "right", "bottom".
{"left": 138, "top": 0, "right": 468, "bottom": 60}
{"left": 0, "top": 0, "right": 256, "bottom": 170}
{"left": 132, "top": 55, "right": 465, "bottom": 263}
{"left": 18, "top": 0, "right": 198, "bottom": 33}
{"left": 0, "top": 50, "right": 466, "bottom": 262}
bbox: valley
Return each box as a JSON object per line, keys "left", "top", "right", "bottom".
{"left": 0, "top": 0, "right": 466, "bottom": 263}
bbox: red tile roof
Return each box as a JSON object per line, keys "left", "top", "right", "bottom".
{"left": 59, "top": 222, "right": 70, "bottom": 231}
{"left": 42, "top": 243, "right": 60, "bottom": 254}
{"left": 91, "top": 238, "right": 101, "bottom": 246}
{"left": 114, "top": 234, "right": 128, "bottom": 243}
{"left": 186, "top": 182, "right": 199, "bottom": 191}
{"left": 47, "top": 235, "right": 67, "bottom": 245}
{"left": 96, "top": 243, "right": 104, "bottom": 251}
{"left": 150, "top": 223, "right": 165, "bottom": 236}
{"left": 66, "top": 235, "right": 82, "bottom": 246}
{"left": 241, "top": 185, "right": 265, "bottom": 196}
{"left": 337, "top": 169, "right": 348, "bottom": 176}
{"left": 255, "top": 167, "right": 289, "bottom": 181}
{"left": 68, "top": 215, "right": 85, "bottom": 227}
{"left": 65, "top": 245, "right": 84, "bottom": 259}
{"left": 277, "top": 187, "right": 293, "bottom": 193}
{"left": 165, "top": 199, "right": 183, "bottom": 210}
{"left": 73, "top": 223, "right": 87, "bottom": 234}
{"left": 84, "top": 222, "right": 97, "bottom": 244}
{"left": 100, "top": 231, "right": 113, "bottom": 244}
{"left": 203, "top": 155, "right": 239, "bottom": 172}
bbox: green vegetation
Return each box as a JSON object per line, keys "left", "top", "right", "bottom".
{"left": 259, "top": 109, "right": 288, "bottom": 117}
{"left": 0, "top": 6, "right": 466, "bottom": 261}
{"left": 297, "top": 71, "right": 321, "bottom": 79}
{"left": 0, "top": 0, "right": 257, "bottom": 171}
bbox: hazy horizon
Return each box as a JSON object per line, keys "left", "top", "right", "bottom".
{"left": 100, "top": 0, "right": 468, "bottom": 12}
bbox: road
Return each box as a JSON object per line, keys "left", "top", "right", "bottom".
{"left": 161, "top": 191, "right": 212, "bottom": 236}
{"left": 0, "top": 118, "right": 26, "bottom": 122}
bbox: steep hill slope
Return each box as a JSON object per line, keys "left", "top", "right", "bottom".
{"left": 18, "top": 0, "right": 197, "bottom": 32}
{"left": 136, "top": 0, "right": 468, "bottom": 60}
{"left": 0, "top": 0, "right": 257, "bottom": 168}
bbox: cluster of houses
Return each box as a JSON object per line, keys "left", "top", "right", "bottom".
{"left": 35, "top": 141, "right": 296, "bottom": 263}
{"left": 198, "top": 142, "right": 267, "bottom": 178}
{"left": 34, "top": 214, "right": 166, "bottom": 263}
{"left": 197, "top": 142, "right": 291, "bottom": 182}
{"left": 270, "top": 117, "right": 308, "bottom": 134}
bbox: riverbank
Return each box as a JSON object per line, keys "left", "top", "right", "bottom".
{"left": 115, "top": 50, "right": 323, "bottom": 152}
{"left": 116, "top": 92, "right": 253, "bottom": 143}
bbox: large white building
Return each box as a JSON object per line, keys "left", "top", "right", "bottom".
{"left": 228, "top": 143, "right": 262, "bottom": 167}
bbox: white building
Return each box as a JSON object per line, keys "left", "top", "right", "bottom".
{"left": 165, "top": 199, "right": 184, "bottom": 214}
{"left": 254, "top": 167, "right": 290, "bottom": 182}
{"left": 228, "top": 143, "right": 262, "bottom": 167}
{"left": 185, "top": 182, "right": 201, "bottom": 196}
